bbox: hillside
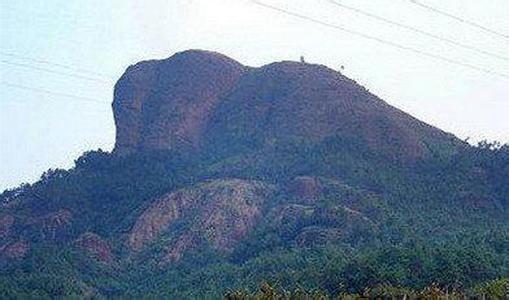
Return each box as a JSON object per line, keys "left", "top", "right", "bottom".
{"left": 1, "top": 50, "right": 508, "bottom": 298}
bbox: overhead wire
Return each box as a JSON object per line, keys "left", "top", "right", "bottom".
{"left": 1, "top": 0, "right": 508, "bottom": 111}
{"left": 326, "top": 0, "right": 509, "bottom": 62}
{"left": 0, "top": 52, "right": 114, "bottom": 78}
{"left": 249, "top": 0, "right": 509, "bottom": 79}
{"left": 1, "top": 81, "right": 109, "bottom": 105}
{"left": 405, "top": 0, "right": 509, "bottom": 40}
{"left": 1, "top": 60, "right": 113, "bottom": 84}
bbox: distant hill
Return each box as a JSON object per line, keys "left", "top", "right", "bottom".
{"left": 1, "top": 50, "right": 507, "bottom": 298}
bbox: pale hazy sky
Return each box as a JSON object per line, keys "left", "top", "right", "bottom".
{"left": 1, "top": 0, "right": 508, "bottom": 190}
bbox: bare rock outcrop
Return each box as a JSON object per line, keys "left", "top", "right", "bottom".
{"left": 1, "top": 240, "right": 29, "bottom": 260}
{"left": 113, "top": 50, "right": 246, "bottom": 154}
{"left": 129, "top": 179, "right": 275, "bottom": 262}
{"left": 113, "top": 50, "right": 461, "bottom": 161}
{"left": 204, "top": 61, "right": 460, "bottom": 161}
{"left": 75, "top": 232, "right": 113, "bottom": 263}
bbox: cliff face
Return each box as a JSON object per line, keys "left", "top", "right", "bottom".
{"left": 112, "top": 50, "right": 246, "bottom": 154}
{"left": 113, "top": 50, "right": 459, "bottom": 160}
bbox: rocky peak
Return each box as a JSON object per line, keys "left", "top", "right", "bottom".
{"left": 113, "top": 50, "right": 460, "bottom": 161}
{"left": 113, "top": 50, "right": 246, "bottom": 154}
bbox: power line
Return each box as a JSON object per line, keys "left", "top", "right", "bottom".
{"left": 406, "top": 0, "right": 509, "bottom": 40}
{"left": 249, "top": 0, "right": 509, "bottom": 79}
{"left": 327, "top": 0, "right": 509, "bottom": 62}
{"left": 0, "top": 58, "right": 157, "bottom": 95}
{"left": 0, "top": 52, "right": 115, "bottom": 78}
{"left": 1, "top": 60, "right": 113, "bottom": 84}
{"left": 1, "top": 81, "right": 109, "bottom": 105}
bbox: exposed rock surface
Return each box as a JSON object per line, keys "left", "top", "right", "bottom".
{"left": 271, "top": 201, "right": 376, "bottom": 248}
{"left": 204, "top": 61, "right": 459, "bottom": 161}
{"left": 263, "top": 176, "right": 383, "bottom": 248}
{"left": 127, "top": 175, "right": 382, "bottom": 262}
{"left": 113, "top": 50, "right": 246, "bottom": 154}
{"left": 113, "top": 50, "right": 460, "bottom": 160}
{"left": 1, "top": 240, "right": 29, "bottom": 260}
{"left": 129, "top": 179, "right": 275, "bottom": 261}
{"left": 75, "top": 232, "right": 113, "bottom": 263}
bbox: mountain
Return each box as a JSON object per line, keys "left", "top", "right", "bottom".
{"left": 1, "top": 50, "right": 508, "bottom": 298}
{"left": 113, "top": 50, "right": 459, "bottom": 161}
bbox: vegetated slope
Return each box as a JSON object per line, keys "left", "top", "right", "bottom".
{"left": 1, "top": 50, "right": 508, "bottom": 298}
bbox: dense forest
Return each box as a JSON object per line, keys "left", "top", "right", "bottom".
{"left": 1, "top": 140, "right": 507, "bottom": 298}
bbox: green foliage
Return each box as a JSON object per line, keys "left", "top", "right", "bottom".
{"left": 1, "top": 141, "right": 508, "bottom": 298}
{"left": 472, "top": 277, "right": 509, "bottom": 298}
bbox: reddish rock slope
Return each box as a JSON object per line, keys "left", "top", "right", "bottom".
{"left": 113, "top": 50, "right": 460, "bottom": 161}
{"left": 113, "top": 50, "right": 246, "bottom": 154}
{"left": 129, "top": 179, "right": 275, "bottom": 262}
